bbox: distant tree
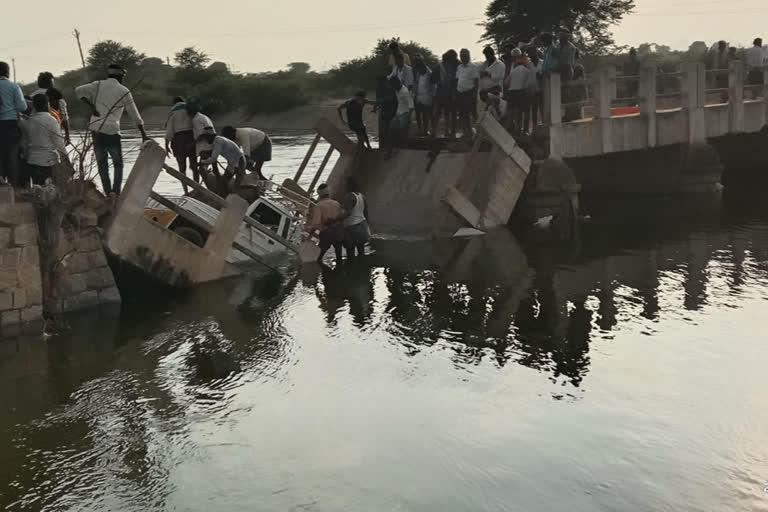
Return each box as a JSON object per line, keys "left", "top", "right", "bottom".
{"left": 87, "top": 40, "right": 145, "bottom": 71}
{"left": 482, "top": 0, "right": 635, "bottom": 55}
{"left": 141, "top": 57, "right": 165, "bottom": 67}
{"left": 687, "top": 41, "right": 709, "bottom": 62}
{"left": 330, "top": 37, "right": 438, "bottom": 91}
{"left": 288, "top": 62, "right": 311, "bottom": 74}
{"left": 207, "top": 61, "right": 229, "bottom": 73}
{"left": 372, "top": 37, "right": 438, "bottom": 67}
{"left": 175, "top": 47, "right": 211, "bottom": 70}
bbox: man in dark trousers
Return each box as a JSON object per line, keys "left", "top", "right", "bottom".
{"left": 0, "top": 61, "right": 27, "bottom": 186}
{"left": 75, "top": 64, "right": 148, "bottom": 195}
{"left": 338, "top": 90, "right": 372, "bottom": 149}
{"left": 306, "top": 183, "right": 345, "bottom": 265}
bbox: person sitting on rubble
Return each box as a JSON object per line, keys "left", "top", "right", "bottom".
{"left": 305, "top": 183, "right": 345, "bottom": 265}
{"left": 479, "top": 89, "right": 507, "bottom": 123}
{"left": 198, "top": 132, "right": 246, "bottom": 197}
{"left": 342, "top": 178, "right": 370, "bottom": 258}
{"left": 338, "top": 91, "right": 372, "bottom": 150}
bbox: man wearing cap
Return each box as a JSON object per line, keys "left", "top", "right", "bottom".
{"left": 305, "top": 183, "right": 344, "bottom": 265}
{"left": 75, "top": 64, "right": 148, "bottom": 195}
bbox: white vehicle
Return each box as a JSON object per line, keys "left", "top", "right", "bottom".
{"left": 144, "top": 194, "right": 305, "bottom": 264}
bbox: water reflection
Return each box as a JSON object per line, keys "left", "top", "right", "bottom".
{"left": 2, "top": 190, "right": 768, "bottom": 511}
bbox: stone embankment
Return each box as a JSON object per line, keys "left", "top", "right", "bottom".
{"left": 0, "top": 184, "right": 121, "bottom": 337}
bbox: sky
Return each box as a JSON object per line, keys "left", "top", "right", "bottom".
{"left": 1, "top": 0, "right": 766, "bottom": 82}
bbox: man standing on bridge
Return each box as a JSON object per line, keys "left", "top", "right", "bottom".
{"left": 75, "top": 64, "right": 148, "bottom": 196}
{"left": 0, "top": 61, "right": 26, "bottom": 186}
{"left": 746, "top": 38, "right": 765, "bottom": 87}
{"left": 456, "top": 48, "right": 479, "bottom": 140}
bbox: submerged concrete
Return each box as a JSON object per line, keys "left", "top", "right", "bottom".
{"left": 321, "top": 114, "right": 531, "bottom": 236}
{"left": 105, "top": 142, "right": 246, "bottom": 287}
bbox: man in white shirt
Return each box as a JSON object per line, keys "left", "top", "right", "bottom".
{"left": 386, "top": 76, "right": 413, "bottom": 152}
{"left": 455, "top": 48, "right": 479, "bottom": 140}
{"left": 388, "top": 54, "right": 415, "bottom": 91}
{"left": 506, "top": 48, "right": 533, "bottom": 134}
{"left": 75, "top": 64, "right": 148, "bottom": 195}
{"left": 33, "top": 72, "right": 70, "bottom": 146}
{"left": 221, "top": 126, "right": 271, "bottom": 179}
{"left": 165, "top": 96, "right": 197, "bottom": 192}
{"left": 198, "top": 132, "right": 246, "bottom": 196}
{"left": 413, "top": 56, "right": 435, "bottom": 136}
{"left": 746, "top": 38, "right": 765, "bottom": 86}
{"left": 20, "top": 94, "right": 65, "bottom": 186}
{"left": 186, "top": 103, "right": 215, "bottom": 158}
{"left": 479, "top": 46, "right": 506, "bottom": 95}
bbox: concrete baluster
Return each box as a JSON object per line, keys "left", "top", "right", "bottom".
{"left": 728, "top": 60, "right": 745, "bottom": 133}
{"left": 681, "top": 62, "right": 706, "bottom": 144}
{"left": 639, "top": 65, "right": 658, "bottom": 148}
{"left": 548, "top": 73, "right": 564, "bottom": 158}
{"left": 198, "top": 194, "right": 249, "bottom": 282}
{"left": 597, "top": 67, "right": 615, "bottom": 153}
{"left": 106, "top": 141, "right": 165, "bottom": 255}
{"left": 763, "top": 66, "right": 768, "bottom": 123}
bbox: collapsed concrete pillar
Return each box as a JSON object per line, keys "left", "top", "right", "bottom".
{"left": 198, "top": 194, "right": 248, "bottom": 282}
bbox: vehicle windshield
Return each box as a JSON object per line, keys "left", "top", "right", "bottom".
{"left": 250, "top": 203, "right": 282, "bottom": 231}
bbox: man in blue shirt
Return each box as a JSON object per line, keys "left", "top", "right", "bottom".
{"left": 0, "top": 61, "right": 27, "bottom": 186}
{"left": 540, "top": 33, "right": 556, "bottom": 75}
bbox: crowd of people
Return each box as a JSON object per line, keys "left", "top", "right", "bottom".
{"left": 337, "top": 34, "right": 582, "bottom": 148}
{"left": 0, "top": 63, "right": 73, "bottom": 187}
{"left": 0, "top": 62, "right": 274, "bottom": 201}
{"left": 338, "top": 34, "right": 768, "bottom": 148}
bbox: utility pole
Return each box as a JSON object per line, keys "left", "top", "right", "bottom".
{"left": 73, "top": 28, "right": 86, "bottom": 68}
{"left": 11, "top": 59, "right": 16, "bottom": 82}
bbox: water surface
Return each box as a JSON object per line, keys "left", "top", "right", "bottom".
{"left": 2, "top": 139, "right": 768, "bottom": 511}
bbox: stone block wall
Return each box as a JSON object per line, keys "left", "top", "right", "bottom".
{"left": 0, "top": 190, "right": 44, "bottom": 331}
{"left": 49, "top": 226, "right": 121, "bottom": 315}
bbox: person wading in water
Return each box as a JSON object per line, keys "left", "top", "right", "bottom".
{"left": 306, "top": 183, "right": 345, "bottom": 265}
{"left": 343, "top": 178, "right": 370, "bottom": 258}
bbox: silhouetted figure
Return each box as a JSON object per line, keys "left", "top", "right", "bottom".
{"left": 338, "top": 90, "right": 372, "bottom": 149}
{"left": 746, "top": 38, "right": 765, "bottom": 86}
{"left": 432, "top": 49, "right": 459, "bottom": 138}
{"left": 374, "top": 75, "right": 397, "bottom": 151}
{"left": 413, "top": 55, "right": 434, "bottom": 135}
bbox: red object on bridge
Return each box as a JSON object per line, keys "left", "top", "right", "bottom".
{"left": 611, "top": 106, "right": 641, "bottom": 116}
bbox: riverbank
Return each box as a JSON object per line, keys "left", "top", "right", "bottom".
{"left": 69, "top": 97, "right": 381, "bottom": 134}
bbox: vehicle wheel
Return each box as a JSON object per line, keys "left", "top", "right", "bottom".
{"left": 173, "top": 226, "right": 205, "bottom": 247}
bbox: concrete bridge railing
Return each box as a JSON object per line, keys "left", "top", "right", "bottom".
{"left": 546, "top": 62, "right": 768, "bottom": 159}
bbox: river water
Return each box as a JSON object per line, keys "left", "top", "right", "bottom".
{"left": 1, "top": 133, "right": 768, "bottom": 511}
{"left": 70, "top": 129, "right": 339, "bottom": 197}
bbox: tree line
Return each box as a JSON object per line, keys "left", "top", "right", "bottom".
{"left": 22, "top": 38, "right": 436, "bottom": 124}
{"left": 22, "top": 0, "right": 649, "bottom": 122}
